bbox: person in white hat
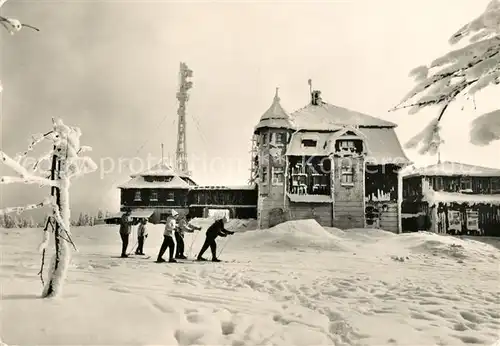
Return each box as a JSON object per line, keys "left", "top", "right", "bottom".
{"left": 175, "top": 212, "right": 202, "bottom": 259}
{"left": 156, "top": 209, "right": 179, "bottom": 263}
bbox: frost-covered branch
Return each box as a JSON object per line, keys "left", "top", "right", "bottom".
{"left": 32, "top": 150, "right": 54, "bottom": 172}
{"left": 392, "top": 0, "right": 500, "bottom": 152}
{"left": 0, "top": 151, "right": 59, "bottom": 187}
{"left": 0, "top": 0, "right": 40, "bottom": 35}
{"left": 0, "top": 197, "right": 52, "bottom": 216}
{"left": 14, "top": 131, "right": 54, "bottom": 162}
{"left": 38, "top": 217, "right": 52, "bottom": 253}
{"left": 0, "top": 175, "right": 55, "bottom": 186}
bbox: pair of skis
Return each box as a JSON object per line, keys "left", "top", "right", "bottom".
{"left": 156, "top": 258, "right": 232, "bottom": 264}
{"left": 113, "top": 254, "right": 233, "bottom": 263}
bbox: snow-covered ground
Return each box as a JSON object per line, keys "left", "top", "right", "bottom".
{"left": 1, "top": 219, "right": 499, "bottom": 346}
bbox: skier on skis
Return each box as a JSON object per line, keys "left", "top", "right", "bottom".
{"left": 156, "top": 209, "right": 179, "bottom": 263}
{"left": 135, "top": 218, "right": 148, "bottom": 255}
{"left": 119, "top": 209, "right": 134, "bottom": 258}
{"left": 175, "top": 213, "right": 202, "bottom": 259}
{"left": 197, "top": 216, "right": 234, "bottom": 262}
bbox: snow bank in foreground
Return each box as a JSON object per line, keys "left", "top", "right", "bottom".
{"left": 1, "top": 224, "right": 500, "bottom": 345}
{"left": 379, "top": 231, "right": 500, "bottom": 263}
{"left": 238, "top": 219, "right": 351, "bottom": 252}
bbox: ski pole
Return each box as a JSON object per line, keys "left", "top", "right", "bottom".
{"left": 188, "top": 230, "right": 200, "bottom": 257}
{"left": 127, "top": 225, "right": 138, "bottom": 255}
{"left": 217, "top": 231, "right": 232, "bottom": 258}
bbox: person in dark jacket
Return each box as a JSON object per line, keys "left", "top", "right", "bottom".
{"left": 119, "top": 210, "right": 134, "bottom": 258}
{"left": 197, "top": 216, "right": 234, "bottom": 262}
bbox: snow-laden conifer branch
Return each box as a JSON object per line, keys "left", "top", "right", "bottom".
{"left": 392, "top": 0, "right": 500, "bottom": 152}
{"left": 470, "top": 109, "right": 500, "bottom": 145}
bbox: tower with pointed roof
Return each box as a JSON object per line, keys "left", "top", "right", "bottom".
{"left": 252, "top": 88, "right": 294, "bottom": 228}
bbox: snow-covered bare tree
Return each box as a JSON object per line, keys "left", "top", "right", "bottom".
{"left": 392, "top": 0, "right": 500, "bottom": 155}
{"left": 0, "top": 120, "right": 97, "bottom": 297}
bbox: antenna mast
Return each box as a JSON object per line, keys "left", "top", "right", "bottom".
{"left": 176, "top": 62, "right": 193, "bottom": 176}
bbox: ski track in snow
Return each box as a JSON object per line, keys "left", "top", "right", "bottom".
{"left": 1, "top": 222, "right": 499, "bottom": 346}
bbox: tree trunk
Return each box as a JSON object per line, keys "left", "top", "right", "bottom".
{"left": 41, "top": 152, "right": 61, "bottom": 298}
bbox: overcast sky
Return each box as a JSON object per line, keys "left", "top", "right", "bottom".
{"left": 1, "top": 0, "right": 498, "bottom": 215}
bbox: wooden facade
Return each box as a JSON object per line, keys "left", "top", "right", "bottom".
{"left": 120, "top": 186, "right": 258, "bottom": 223}
{"left": 121, "top": 188, "right": 189, "bottom": 208}
{"left": 188, "top": 187, "right": 258, "bottom": 219}
{"left": 364, "top": 164, "right": 400, "bottom": 232}
{"left": 402, "top": 165, "right": 500, "bottom": 236}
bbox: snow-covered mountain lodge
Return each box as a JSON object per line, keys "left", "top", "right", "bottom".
{"left": 252, "top": 88, "right": 410, "bottom": 231}
{"left": 402, "top": 162, "right": 500, "bottom": 236}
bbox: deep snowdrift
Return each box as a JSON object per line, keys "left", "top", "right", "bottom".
{"left": 235, "top": 219, "right": 351, "bottom": 252}
{"left": 1, "top": 219, "right": 499, "bottom": 346}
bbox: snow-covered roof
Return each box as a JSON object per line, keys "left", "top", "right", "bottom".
{"left": 424, "top": 190, "right": 500, "bottom": 206}
{"left": 254, "top": 88, "right": 293, "bottom": 132}
{"left": 290, "top": 102, "right": 397, "bottom": 130}
{"left": 190, "top": 184, "right": 256, "bottom": 190}
{"left": 404, "top": 161, "right": 500, "bottom": 178}
{"left": 285, "top": 127, "right": 410, "bottom": 164}
{"left": 286, "top": 132, "right": 332, "bottom": 156}
{"left": 287, "top": 194, "right": 333, "bottom": 203}
{"left": 131, "top": 161, "right": 186, "bottom": 178}
{"left": 118, "top": 175, "right": 191, "bottom": 189}
{"left": 120, "top": 160, "right": 197, "bottom": 189}
{"left": 362, "top": 128, "right": 410, "bottom": 165}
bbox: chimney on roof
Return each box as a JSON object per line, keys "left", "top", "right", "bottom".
{"left": 311, "top": 90, "right": 322, "bottom": 106}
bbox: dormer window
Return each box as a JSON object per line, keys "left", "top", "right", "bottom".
{"left": 134, "top": 190, "right": 142, "bottom": 201}
{"left": 301, "top": 139, "right": 317, "bottom": 147}
{"left": 335, "top": 139, "right": 363, "bottom": 154}
{"left": 340, "top": 140, "right": 355, "bottom": 150}
{"left": 144, "top": 176, "right": 174, "bottom": 183}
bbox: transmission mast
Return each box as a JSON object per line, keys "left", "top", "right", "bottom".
{"left": 175, "top": 62, "right": 193, "bottom": 176}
